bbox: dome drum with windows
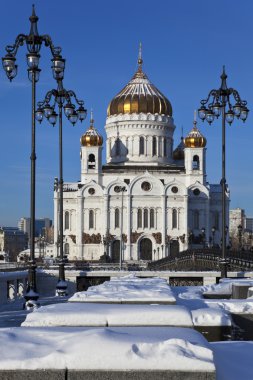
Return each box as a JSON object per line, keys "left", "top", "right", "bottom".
{"left": 80, "top": 112, "right": 103, "bottom": 147}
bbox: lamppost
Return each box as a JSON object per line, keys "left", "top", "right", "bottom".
{"left": 2, "top": 5, "right": 62, "bottom": 306}
{"left": 238, "top": 224, "right": 243, "bottom": 251}
{"left": 114, "top": 186, "right": 127, "bottom": 270}
{"left": 157, "top": 246, "right": 160, "bottom": 260}
{"left": 212, "top": 226, "right": 216, "bottom": 248}
{"left": 161, "top": 244, "right": 164, "bottom": 258}
{"left": 36, "top": 79, "right": 86, "bottom": 295}
{"left": 198, "top": 67, "right": 249, "bottom": 277}
{"left": 201, "top": 227, "right": 206, "bottom": 249}
{"left": 153, "top": 249, "right": 156, "bottom": 261}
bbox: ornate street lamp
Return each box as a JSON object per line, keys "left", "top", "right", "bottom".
{"left": 36, "top": 79, "right": 86, "bottom": 295}
{"left": 198, "top": 67, "right": 249, "bottom": 277}
{"left": 2, "top": 5, "right": 62, "bottom": 307}
{"left": 211, "top": 226, "right": 216, "bottom": 248}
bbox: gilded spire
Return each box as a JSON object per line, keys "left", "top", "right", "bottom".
{"left": 90, "top": 108, "right": 94, "bottom": 127}
{"left": 137, "top": 42, "right": 143, "bottom": 71}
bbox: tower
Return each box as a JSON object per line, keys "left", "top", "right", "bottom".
{"left": 80, "top": 111, "right": 103, "bottom": 183}
{"left": 184, "top": 112, "right": 207, "bottom": 186}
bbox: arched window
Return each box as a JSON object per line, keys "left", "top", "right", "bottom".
{"left": 88, "top": 154, "right": 96, "bottom": 169}
{"left": 89, "top": 210, "right": 94, "bottom": 229}
{"left": 137, "top": 209, "right": 142, "bottom": 228}
{"left": 116, "top": 138, "right": 120, "bottom": 156}
{"left": 150, "top": 209, "right": 155, "bottom": 228}
{"left": 192, "top": 155, "right": 200, "bottom": 170}
{"left": 144, "top": 209, "right": 148, "bottom": 228}
{"left": 214, "top": 211, "right": 219, "bottom": 230}
{"left": 193, "top": 210, "right": 199, "bottom": 229}
{"left": 64, "top": 243, "right": 69, "bottom": 255}
{"left": 139, "top": 136, "right": 144, "bottom": 155}
{"left": 65, "top": 211, "right": 70, "bottom": 230}
{"left": 172, "top": 209, "right": 177, "bottom": 229}
{"left": 163, "top": 138, "right": 167, "bottom": 156}
{"left": 152, "top": 136, "right": 157, "bottom": 155}
{"left": 115, "top": 208, "right": 120, "bottom": 228}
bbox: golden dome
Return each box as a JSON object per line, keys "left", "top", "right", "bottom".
{"left": 173, "top": 137, "right": 185, "bottom": 160}
{"left": 80, "top": 112, "right": 103, "bottom": 147}
{"left": 107, "top": 46, "right": 172, "bottom": 117}
{"left": 184, "top": 117, "right": 207, "bottom": 148}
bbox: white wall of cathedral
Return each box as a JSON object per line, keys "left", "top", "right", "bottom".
{"left": 105, "top": 113, "right": 175, "bottom": 165}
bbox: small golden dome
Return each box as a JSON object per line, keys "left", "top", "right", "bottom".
{"left": 184, "top": 116, "right": 207, "bottom": 148}
{"left": 173, "top": 137, "right": 185, "bottom": 160}
{"left": 107, "top": 46, "right": 172, "bottom": 117}
{"left": 80, "top": 112, "right": 103, "bottom": 147}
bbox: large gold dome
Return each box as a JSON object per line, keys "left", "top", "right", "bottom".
{"left": 80, "top": 113, "right": 103, "bottom": 147}
{"left": 107, "top": 55, "right": 172, "bottom": 117}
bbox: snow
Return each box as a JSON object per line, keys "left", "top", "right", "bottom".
{"left": 22, "top": 303, "right": 193, "bottom": 327}
{"left": 176, "top": 285, "right": 253, "bottom": 314}
{"left": 191, "top": 308, "right": 231, "bottom": 326}
{"left": 69, "top": 274, "right": 176, "bottom": 304}
{"left": 0, "top": 326, "right": 215, "bottom": 371}
{"left": 211, "top": 341, "right": 253, "bottom": 380}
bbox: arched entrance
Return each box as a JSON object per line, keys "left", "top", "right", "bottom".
{"left": 139, "top": 238, "right": 152, "bottom": 260}
{"left": 170, "top": 239, "right": 179, "bottom": 258}
{"left": 111, "top": 240, "right": 120, "bottom": 263}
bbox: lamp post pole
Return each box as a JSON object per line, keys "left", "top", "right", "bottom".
{"left": 2, "top": 5, "right": 62, "bottom": 307}
{"left": 36, "top": 80, "right": 86, "bottom": 295}
{"left": 198, "top": 67, "right": 249, "bottom": 278}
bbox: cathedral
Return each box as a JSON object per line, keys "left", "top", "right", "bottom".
{"left": 53, "top": 50, "right": 229, "bottom": 262}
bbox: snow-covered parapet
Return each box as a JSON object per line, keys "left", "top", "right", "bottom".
{"left": 69, "top": 274, "right": 176, "bottom": 304}
{"left": 0, "top": 327, "right": 215, "bottom": 373}
{"left": 191, "top": 308, "right": 232, "bottom": 327}
{"left": 22, "top": 303, "right": 193, "bottom": 327}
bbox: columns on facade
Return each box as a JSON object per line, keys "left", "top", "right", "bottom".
{"left": 126, "top": 193, "right": 131, "bottom": 260}
{"left": 183, "top": 195, "right": 188, "bottom": 249}
{"left": 53, "top": 193, "right": 59, "bottom": 257}
{"left": 77, "top": 196, "right": 83, "bottom": 259}
{"left": 162, "top": 194, "right": 166, "bottom": 258}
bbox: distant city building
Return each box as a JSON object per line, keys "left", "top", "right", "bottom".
{"left": 229, "top": 209, "right": 253, "bottom": 250}
{"left": 229, "top": 208, "right": 246, "bottom": 233}
{"left": 43, "top": 225, "right": 54, "bottom": 244}
{"left": 245, "top": 217, "right": 253, "bottom": 232}
{"left": 18, "top": 217, "right": 52, "bottom": 238}
{"left": 0, "top": 227, "right": 28, "bottom": 261}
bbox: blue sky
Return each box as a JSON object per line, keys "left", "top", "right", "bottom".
{"left": 0, "top": 0, "right": 253, "bottom": 226}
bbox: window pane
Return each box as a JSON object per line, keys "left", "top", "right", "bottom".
{"left": 140, "top": 137, "right": 144, "bottom": 155}
{"left": 137, "top": 209, "right": 142, "bottom": 228}
{"left": 152, "top": 137, "right": 157, "bottom": 155}
{"left": 65, "top": 211, "right": 69, "bottom": 230}
{"left": 172, "top": 209, "right": 177, "bottom": 229}
{"left": 144, "top": 209, "right": 148, "bottom": 228}
{"left": 115, "top": 208, "right": 119, "bottom": 228}
{"left": 150, "top": 209, "right": 154, "bottom": 228}
{"left": 89, "top": 210, "right": 94, "bottom": 229}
